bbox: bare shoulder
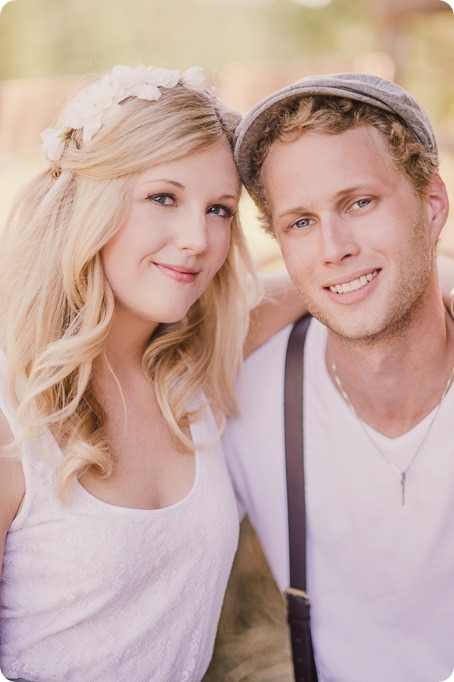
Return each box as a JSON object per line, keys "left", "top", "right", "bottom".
{"left": 0, "top": 408, "right": 25, "bottom": 531}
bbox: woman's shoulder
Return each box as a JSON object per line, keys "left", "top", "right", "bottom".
{"left": 0, "top": 350, "right": 26, "bottom": 525}
{"left": 0, "top": 404, "right": 13, "bottom": 448}
{"left": 0, "top": 345, "right": 7, "bottom": 374}
{"left": 0, "top": 410, "right": 25, "bottom": 530}
{"left": 0, "top": 348, "right": 19, "bottom": 428}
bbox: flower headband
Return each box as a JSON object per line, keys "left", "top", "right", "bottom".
{"left": 41, "top": 64, "right": 206, "bottom": 163}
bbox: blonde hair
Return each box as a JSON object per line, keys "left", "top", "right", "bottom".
{"left": 0, "top": 74, "right": 258, "bottom": 496}
{"left": 248, "top": 96, "right": 439, "bottom": 234}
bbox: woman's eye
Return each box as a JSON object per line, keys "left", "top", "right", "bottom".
{"left": 147, "top": 193, "right": 175, "bottom": 206}
{"left": 208, "top": 204, "right": 235, "bottom": 219}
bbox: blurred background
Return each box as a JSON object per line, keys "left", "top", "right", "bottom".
{"left": 0, "top": 1, "right": 453, "bottom": 679}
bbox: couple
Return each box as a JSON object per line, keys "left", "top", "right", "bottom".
{"left": 0, "top": 65, "right": 452, "bottom": 681}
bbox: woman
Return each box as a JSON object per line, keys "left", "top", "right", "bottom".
{"left": 0, "top": 64, "right": 302, "bottom": 682}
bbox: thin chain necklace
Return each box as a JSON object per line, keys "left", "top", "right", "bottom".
{"left": 330, "top": 352, "right": 454, "bottom": 506}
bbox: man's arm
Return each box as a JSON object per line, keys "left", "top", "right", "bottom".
{"left": 245, "top": 271, "right": 306, "bottom": 356}
{"left": 438, "top": 252, "right": 454, "bottom": 315}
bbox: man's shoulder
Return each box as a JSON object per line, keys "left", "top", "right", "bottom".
{"left": 243, "top": 323, "right": 293, "bottom": 369}
{"left": 244, "top": 316, "right": 326, "bottom": 370}
{"left": 237, "top": 318, "right": 324, "bottom": 402}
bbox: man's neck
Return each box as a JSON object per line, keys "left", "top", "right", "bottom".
{"left": 325, "top": 295, "right": 454, "bottom": 438}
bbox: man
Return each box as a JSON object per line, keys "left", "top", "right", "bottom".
{"left": 223, "top": 73, "right": 454, "bottom": 681}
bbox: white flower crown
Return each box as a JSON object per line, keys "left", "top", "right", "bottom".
{"left": 41, "top": 65, "right": 206, "bottom": 162}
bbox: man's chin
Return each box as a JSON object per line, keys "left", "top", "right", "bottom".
{"left": 304, "top": 304, "right": 387, "bottom": 343}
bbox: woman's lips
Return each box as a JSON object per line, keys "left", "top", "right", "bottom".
{"left": 153, "top": 262, "right": 198, "bottom": 283}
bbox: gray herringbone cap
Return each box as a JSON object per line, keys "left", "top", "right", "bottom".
{"left": 234, "top": 72, "right": 438, "bottom": 191}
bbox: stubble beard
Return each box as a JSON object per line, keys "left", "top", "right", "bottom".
{"left": 294, "top": 215, "right": 434, "bottom": 349}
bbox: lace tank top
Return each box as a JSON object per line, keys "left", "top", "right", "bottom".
{"left": 0, "top": 356, "right": 239, "bottom": 681}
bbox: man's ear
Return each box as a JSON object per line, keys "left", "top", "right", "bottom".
{"left": 425, "top": 173, "right": 449, "bottom": 243}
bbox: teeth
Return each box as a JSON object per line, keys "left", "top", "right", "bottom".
{"left": 329, "top": 270, "right": 378, "bottom": 294}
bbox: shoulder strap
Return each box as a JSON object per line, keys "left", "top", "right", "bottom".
{"left": 284, "top": 314, "right": 318, "bottom": 682}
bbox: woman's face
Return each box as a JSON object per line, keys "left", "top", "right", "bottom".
{"left": 102, "top": 139, "right": 240, "bottom": 337}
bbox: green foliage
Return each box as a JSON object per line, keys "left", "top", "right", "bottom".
{"left": 0, "top": 0, "right": 449, "bottom": 92}
{"left": 0, "top": 0, "right": 452, "bottom": 145}
{"left": 404, "top": 12, "right": 454, "bottom": 126}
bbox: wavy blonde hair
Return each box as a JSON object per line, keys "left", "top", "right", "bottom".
{"left": 0, "top": 75, "right": 259, "bottom": 496}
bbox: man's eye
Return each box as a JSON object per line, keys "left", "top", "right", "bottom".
{"left": 349, "top": 198, "right": 373, "bottom": 211}
{"left": 292, "top": 217, "right": 313, "bottom": 230}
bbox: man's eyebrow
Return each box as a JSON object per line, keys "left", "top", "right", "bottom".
{"left": 275, "top": 205, "right": 309, "bottom": 223}
{"left": 333, "top": 184, "right": 374, "bottom": 199}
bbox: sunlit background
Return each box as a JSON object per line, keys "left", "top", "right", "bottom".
{"left": 1, "top": 0, "right": 453, "bottom": 264}
{"left": 1, "top": 2, "right": 453, "bottom": 679}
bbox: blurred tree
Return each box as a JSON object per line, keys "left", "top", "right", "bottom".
{"left": 0, "top": 0, "right": 452, "bottom": 117}
{"left": 1, "top": 0, "right": 452, "bottom": 116}
{"left": 0, "top": 0, "right": 370, "bottom": 79}
{"left": 0, "top": 0, "right": 445, "bottom": 79}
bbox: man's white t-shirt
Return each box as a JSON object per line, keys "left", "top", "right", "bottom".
{"left": 224, "top": 318, "right": 454, "bottom": 682}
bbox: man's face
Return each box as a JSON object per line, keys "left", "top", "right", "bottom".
{"left": 262, "top": 125, "right": 440, "bottom": 341}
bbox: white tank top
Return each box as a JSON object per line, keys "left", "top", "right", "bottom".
{"left": 0, "top": 354, "right": 239, "bottom": 682}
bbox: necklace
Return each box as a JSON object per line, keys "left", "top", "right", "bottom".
{"left": 330, "top": 353, "right": 454, "bottom": 506}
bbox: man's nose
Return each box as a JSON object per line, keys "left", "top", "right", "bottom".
{"left": 318, "top": 215, "right": 360, "bottom": 265}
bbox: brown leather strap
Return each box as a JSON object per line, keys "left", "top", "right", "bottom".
{"left": 284, "top": 315, "right": 318, "bottom": 682}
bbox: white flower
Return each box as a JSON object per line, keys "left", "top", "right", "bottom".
{"left": 41, "top": 64, "right": 207, "bottom": 162}
{"left": 181, "top": 66, "right": 206, "bottom": 90}
{"left": 144, "top": 66, "right": 180, "bottom": 89}
{"left": 110, "top": 64, "right": 145, "bottom": 98}
{"left": 110, "top": 65, "right": 179, "bottom": 101}
{"left": 60, "top": 74, "right": 119, "bottom": 143}
{"left": 41, "top": 128, "right": 67, "bottom": 161}
{"left": 133, "top": 83, "right": 162, "bottom": 100}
